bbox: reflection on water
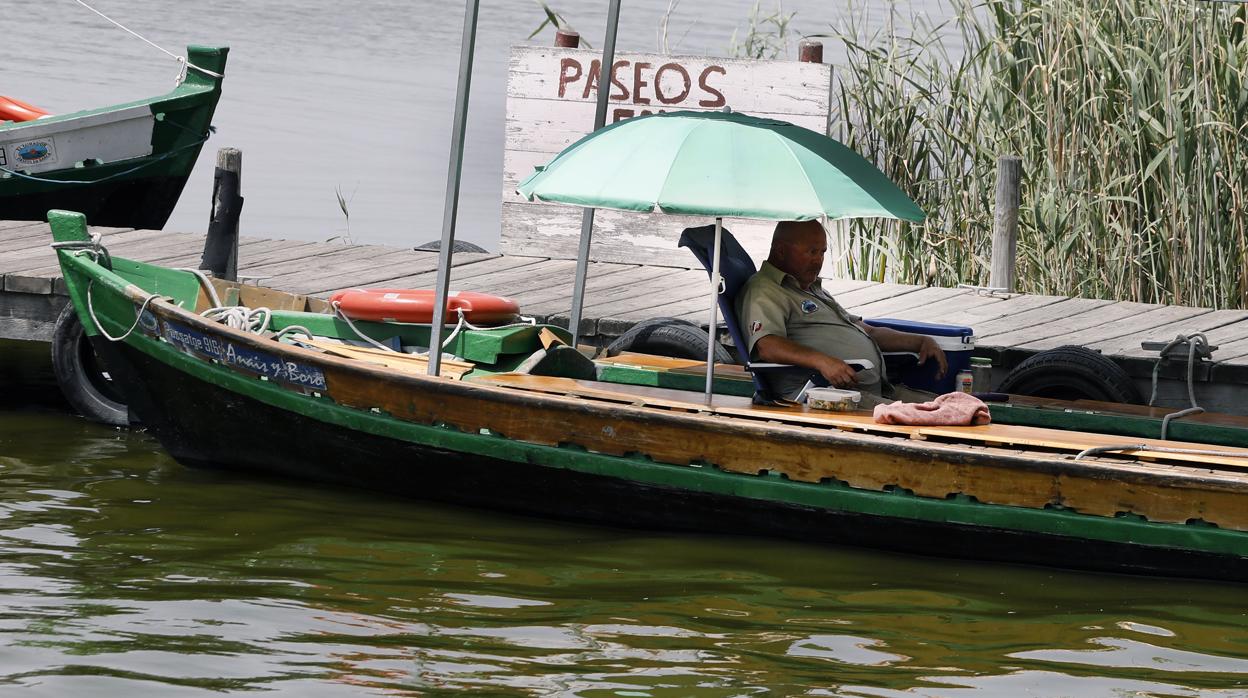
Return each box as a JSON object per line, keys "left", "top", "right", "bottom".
{"left": 0, "top": 408, "right": 1246, "bottom": 696}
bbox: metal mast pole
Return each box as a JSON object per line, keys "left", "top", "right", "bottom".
{"left": 566, "top": 0, "right": 622, "bottom": 347}
{"left": 427, "top": 0, "right": 481, "bottom": 376}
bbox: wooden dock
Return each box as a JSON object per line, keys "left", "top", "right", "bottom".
{"left": 4, "top": 219, "right": 1248, "bottom": 411}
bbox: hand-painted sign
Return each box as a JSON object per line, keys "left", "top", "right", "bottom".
{"left": 161, "top": 319, "right": 326, "bottom": 391}
{"left": 501, "top": 46, "right": 832, "bottom": 267}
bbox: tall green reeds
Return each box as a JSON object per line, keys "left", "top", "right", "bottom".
{"left": 825, "top": 0, "right": 1248, "bottom": 309}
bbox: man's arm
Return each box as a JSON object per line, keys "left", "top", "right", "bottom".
{"left": 857, "top": 322, "right": 948, "bottom": 378}
{"left": 754, "top": 334, "right": 859, "bottom": 388}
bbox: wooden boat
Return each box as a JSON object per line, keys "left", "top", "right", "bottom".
{"left": 49, "top": 210, "right": 1248, "bottom": 582}
{"left": 0, "top": 46, "right": 227, "bottom": 230}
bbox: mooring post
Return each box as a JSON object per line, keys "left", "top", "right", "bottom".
{"left": 554, "top": 29, "right": 580, "bottom": 48}
{"left": 798, "top": 39, "right": 823, "bottom": 64}
{"left": 199, "top": 147, "right": 244, "bottom": 282}
{"left": 989, "top": 155, "right": 1021, "bottom": 292}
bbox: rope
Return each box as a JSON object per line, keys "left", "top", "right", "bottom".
{"left": 1075, "top": 443, "right": 1248, "bottom": 460}
{"left": 176, "top": 268, "right": 224, "bottom": 308}
{"left": 70, "top": 0, "right": 224, "bottom": 80}
{"left": 51, "top": 233, "right": 113, "bottom": 269}
{"left": 201, "top": 306, "right": 272, "bottom": 333}
{"left": 1148, "top": 333, "right": 1208, "bottom": 439}
{"left": 85, "top": 280, "right": 165, "bottom": 342}
{"left": 331, "top": 301, "right": 400, "bottom": 353}
{"left": 0, "top": 137, "right": 209, "bottom": 186}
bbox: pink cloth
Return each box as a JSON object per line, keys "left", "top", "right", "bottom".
{"left": 872, "top": 391, "right": 991, "bottom": 426}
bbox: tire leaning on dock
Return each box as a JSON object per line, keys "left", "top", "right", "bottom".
{"left": 998, "top": 345, "right": 1143, "bottom": 404}
{"left": 606, "top": 317, "right": 735, "bottom": 364}
{"left": 51, "top": 303, "right": 130, "bottom": 427}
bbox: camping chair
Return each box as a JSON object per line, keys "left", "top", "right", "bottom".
{"left": 678, "top": 224, "right": 872, "bottom": 404}
{"left": 679, "top": 224, "right": 972, "bottom": 404}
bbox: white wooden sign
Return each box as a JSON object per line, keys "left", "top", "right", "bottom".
{"left": 500, "top": 46, "right": 833, "bottom": 267}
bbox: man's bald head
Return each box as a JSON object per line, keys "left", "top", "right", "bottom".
{"left": 767, "top": 220, "right": 827, "bottom": 289}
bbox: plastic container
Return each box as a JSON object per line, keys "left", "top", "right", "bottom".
{"left": 862, "top": 318, "right": 976, "bottom": 394}
{"left": 957, "top": 370, "right": 974, "bottom": 393}
{"left": 970, "top": 356, "right": 993, "bottom": 393}
{"left": 805, "top": 387, "right": 862, "bottom": 411}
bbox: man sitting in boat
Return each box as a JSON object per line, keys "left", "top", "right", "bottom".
{"left": 737, "top": 220, "right": 947, "bottom": 404}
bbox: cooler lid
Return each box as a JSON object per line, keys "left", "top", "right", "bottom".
{"left": 862, "top": 318, "right": 975, "bottom": 338}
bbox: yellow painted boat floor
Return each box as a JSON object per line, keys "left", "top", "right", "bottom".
{"left": 471, "top": 373, "right": 1248, "bottom": 473}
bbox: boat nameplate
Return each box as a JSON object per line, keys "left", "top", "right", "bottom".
{"left": 158, "top": 318, "right": 326, "bottom": 391}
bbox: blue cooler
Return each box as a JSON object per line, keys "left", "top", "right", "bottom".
{"left": 863, "top": 318, "right": 975, "bottom": 394}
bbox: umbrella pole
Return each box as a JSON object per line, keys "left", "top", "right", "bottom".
{"left": 703, "top": 217, "right": 723, "bottom": 406}
{"left": 567, "top": 0, "right": 622, "bottom": 348}
{"left": 427, "top": 0, "right": 480, "bottom": 376}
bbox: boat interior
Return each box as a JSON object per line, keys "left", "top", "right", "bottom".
{"left": 97, "top": 254, "right": 1248, "bottom": 473}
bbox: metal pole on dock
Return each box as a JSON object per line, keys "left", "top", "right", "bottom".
{"left": 427, "top": 0, "right": 481, "bottom": 376}
{"left": 989, "top": 155, "right": 1022, "bottom": 293}
{"left": 566, "top": 0, "right": 622, "bottom": 348}
{"left": 199, "top": 147, "right": 243, "bottom": 282}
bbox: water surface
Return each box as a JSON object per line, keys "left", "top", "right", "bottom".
{"left": 1, "top": 407, "right": 1246, "bottom": 695}
{"left": 4, "top": 0, "right": 956, "bottom": 248}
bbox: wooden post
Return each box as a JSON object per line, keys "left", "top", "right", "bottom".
{"left": 554, "top": 29, "right": 580, "bottom": 48}
{"left": 798, "top": 39, "right": 823, "bottom": 64}
{"left": 199, "top": 147, "right": 244, "bottom": 282}
{"left": 989, "top": 155, "right": 1021, "bottom": 292}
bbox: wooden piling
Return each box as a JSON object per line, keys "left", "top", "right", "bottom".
{"left": 554, "top": 30, "right": 580, "bottom": 48}
{"left": 199, "top": 147, "right": 244, "bottom": 282}
{"left": 798, "top": 39, "right": 823, "bottom": 64}
{"left": 989, "top": 155, "right": 1022, "bottom": 292}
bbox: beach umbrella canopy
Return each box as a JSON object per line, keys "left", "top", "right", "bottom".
{"left": 516, "top": 109, "right": 925, "bottom": 222}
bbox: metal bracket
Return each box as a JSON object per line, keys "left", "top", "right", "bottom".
{"left": 1140, "top": 339, "right": 1218, "bottom": 361}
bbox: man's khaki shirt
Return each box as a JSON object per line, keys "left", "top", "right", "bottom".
{"left": 736, "top": 261, "right": 884, "bottom": 398}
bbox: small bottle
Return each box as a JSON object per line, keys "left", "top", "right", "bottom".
{"left": 970, "top": 356, "right": 993, "bottom": 394}
{"left": 957, "top": 369, "right": 974, "bottom": 394}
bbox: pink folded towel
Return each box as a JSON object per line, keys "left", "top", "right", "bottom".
{"left": 873, "top": 391, "right": 991, "bottom": 426}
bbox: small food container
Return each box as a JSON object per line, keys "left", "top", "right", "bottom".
{"left": 805, "top": 387, "right": 862, "bottom": 411}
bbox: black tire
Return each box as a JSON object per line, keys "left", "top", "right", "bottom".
{"left": 51, "top": 302, "right": 130, "bottom": 426}
{"left": 606, "top": 317, "right": 734, "bottom": 364}
{"left": 998, "top": 345, "right": 1143, "bottom": 404}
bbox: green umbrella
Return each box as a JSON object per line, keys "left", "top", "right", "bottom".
{"left": 517, "top": 109, "right": 924, "bottom": 405}
{"left": 516, "top": 109, "right": 925, "bottom": 222}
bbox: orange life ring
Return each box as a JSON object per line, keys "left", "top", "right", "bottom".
{"left": 0, "top": 95, "right": 50, "bottom": 122}
{"left": 328, "top": 289, "right": 520, "bottom": 325}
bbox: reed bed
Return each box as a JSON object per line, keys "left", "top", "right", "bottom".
{"left": 824, "top": 0, "right": 1248, "bottom": 309}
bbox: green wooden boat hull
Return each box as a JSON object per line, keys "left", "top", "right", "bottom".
{"left": 0, "top": 46, "right": 227, "bottom": 229}
{"left": 50, "top": 211, "right": 1248, "bottom": 582}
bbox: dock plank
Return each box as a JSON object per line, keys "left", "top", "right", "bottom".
{"left": 1089, "top": 309, "right": 1248, "bottom": 359}
{"left": 1016, "top": 305, "right": 1215, "bottom": 352}
{"left": 845, "top": 286, "right": 974, "bottom": 318}
{"left": 361, "top": 254, "right": 551, "bottom": 290}
{"left": 968, "top": 298, "right": 1116, "bottom": 341}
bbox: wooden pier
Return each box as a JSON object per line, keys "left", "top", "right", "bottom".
{"left": 4, "top": 219, "right": 1248, "bottom": 411}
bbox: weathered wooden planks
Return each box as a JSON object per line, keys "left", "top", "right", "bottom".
{"left": 12, "top": 220, "right": 1248, "bottom": 382}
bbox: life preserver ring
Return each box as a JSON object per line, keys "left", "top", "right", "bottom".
{"left": 328, "top": 289, "right": 520, "bottom": 325}
{"left": 0, "top": 95, "right": 50, "bottom": 122}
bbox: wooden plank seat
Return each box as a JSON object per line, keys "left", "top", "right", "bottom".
{"left": 471, "top": 373, "right": 1248, "bottom": 471}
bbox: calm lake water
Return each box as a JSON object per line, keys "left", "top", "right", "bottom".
{"left": 1, "top": 405, "right": 1247, "bottom": 696}
{"left": 4, "top": 0, "right": 956, "bottom": 249}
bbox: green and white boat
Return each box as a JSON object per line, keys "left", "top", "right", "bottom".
{"left": 49, "top": 209, "right": 1248, "bottom": 582}
{"left": 0, "top": 45, "right": 227, "bottom": 230}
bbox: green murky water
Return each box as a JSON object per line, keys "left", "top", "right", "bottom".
{"left": 1, "top": 407, "right": 1246, "bottom": 696}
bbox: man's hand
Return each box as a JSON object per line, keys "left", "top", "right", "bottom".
{"left": 816, "top": 355, "right": 859, "bottom": 388}
{"left": 918, "top": 336, "right": 948, "bottom": 379}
